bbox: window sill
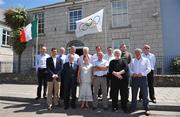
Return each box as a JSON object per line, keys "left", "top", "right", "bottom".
{"left": 66, "top": 31, "right": 75, "bottom": 34}
{"left": 110, "top": 25, "right": 132, "bottom": 30}
{"left": 1, "top": 45, "right": 12, "bottom": 48}
{"left": 38, "top": 33, "right": 46, "bottom": 36}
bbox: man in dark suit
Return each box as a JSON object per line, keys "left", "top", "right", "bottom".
{"left": 46, "top": 48, "right": 63, "bottom": 110}
{"left": 61, "top": 54, "right": 79, "bottom": 110}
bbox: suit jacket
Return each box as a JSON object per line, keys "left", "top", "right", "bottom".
{"left": 46, "top": 56, "right": 63, "bottom": 82}
{"left": 61, "top": 62, "right": 78, "bottom": 85}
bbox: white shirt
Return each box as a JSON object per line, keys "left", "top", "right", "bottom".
{"left": 52, "top": 57, "right": 57, "bottom": 68}
{"left": 36, "top": 53, "right": 50, "bottom": 70}
{"left": 130, "top": 57, "right": 151, "bottom": 76}
{"left": 104, "top": 54, "right": 114, "bottom": 64}
{"left": 92, "top": 53, "right": 98, "bottom": 64}
{"left": 142, "top": 53, "right": 156, "bottom": 70}
{"left": 78, "top": 54, "right": 92, "bottom": 66}
{"left": 58, "top": 54, "right": 66, "bottom": 64}
{"left": 93, "top": 59, "right": 108, "bottom": 76}
{"left": 65, "top": 53, "right": 80, "bottom": 64}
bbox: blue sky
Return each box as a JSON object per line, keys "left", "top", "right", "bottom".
{"left": 0, "top": 0, "right": 64, "bottom": 9}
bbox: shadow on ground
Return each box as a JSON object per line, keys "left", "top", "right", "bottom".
{"left": 0, "top": 96, "right": 180, "bottom": 117}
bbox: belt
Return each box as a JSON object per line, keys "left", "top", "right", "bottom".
{"left": 38, "top": 68, "right": 46, "bottom": 70}
{"left": 132, "top": 76, "right": 146, "bottom": 78}
{"left": 94, "top": 75, "right": 107, "bottom": 78}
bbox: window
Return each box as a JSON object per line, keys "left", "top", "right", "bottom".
{"left": 112, "top": 39, "right": 130, "bottom": 51}
{"left": 2, "top": 29, "right": 10, "bottom": 46}
{"left": 34, "top": 13, "right": 45, "bottom": 34}
{"left": 68, "top": 8, "right": 82, "bottom": 32}
{"left": 111, "top": 0, "right": 129, "bottom": 27}
{"left": 32, "top": 45, "right": 42, "bottom": 67}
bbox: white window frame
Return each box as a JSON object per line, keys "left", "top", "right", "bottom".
{"left": 2, "top": 29, "right": 11, "bottom": 47}
{"left": 33, "top": 12, "right": 45, "bottom": 34}
{"left": 68, "top": 8, "right": 82, "bottom": 32}
{"left": 112, "top": 38, "right": 130, "bottom": 51}
{"left": 111, "top": 0, "right": 129, "bottom": 28}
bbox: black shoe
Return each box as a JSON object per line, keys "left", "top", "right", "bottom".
{"left": 92, "top": 107, "right": 97, "bottom": 110}
{"left": 43, "top": 96, "right": 47, "bottom": 99}
{"left": 35, "top": 97, "right": 40, "bottom": 100}
{"left": 104, "top": 107, "right": 108, "bottom": 111}
{"left": 71, "top": 104, "right": 76, "bottom": 109}
{"left": 145, "top": 110, "right": 150, "bottom": 116}
{"left": 152, "top": 99, "right": 157, "bottom": 103}
{"left": 64, "top": 106, "right": 69, "bottom": 110}
{"left": 112, "top": 108, "right": 118, "bottom": 112}
{"left": 139, "top": 98, "right": 142, "bottom": 102}
{"left": 122, "top": 108, "right": 128, "bottom": 113}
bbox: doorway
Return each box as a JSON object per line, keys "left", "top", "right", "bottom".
{"left": 66, "top": 40, "right": 84, "bottom": 56}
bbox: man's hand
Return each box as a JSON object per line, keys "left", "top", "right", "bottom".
{"left": 132, "top": 73, "right": 138, "bottom": 78}
{"left": 137, "top": 73, "right": 142, "bottom": 77}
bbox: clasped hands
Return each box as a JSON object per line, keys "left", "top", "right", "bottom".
{"left": 112, "top": 71, "right": 123, "bottom": 79}
{"left": 52, "top": 74, "right": 59, "bottom": 78}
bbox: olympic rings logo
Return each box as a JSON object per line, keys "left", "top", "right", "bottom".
{"left": 78, "top": 15, "right": 100, "bottom": 31}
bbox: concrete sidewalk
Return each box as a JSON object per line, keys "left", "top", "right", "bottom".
{"left": 0, "top": 84, "right": 180, "bottom": 117}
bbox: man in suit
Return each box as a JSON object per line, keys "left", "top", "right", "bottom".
{"left": 62, "top": 54, "right": 79, "bottom": 110}
{"left": 46, "top": 48, "right": 63, "bottom": 110}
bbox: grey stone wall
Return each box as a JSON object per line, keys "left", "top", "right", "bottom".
{"left": 15, "top": 0, "right": 163, "bottom": 73}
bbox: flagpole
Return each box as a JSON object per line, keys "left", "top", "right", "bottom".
{"left": 35, "top": 20, "right": 39, "bottom": 71}
{"left": 104, "top": 7, "right": 108, "bottom": 50}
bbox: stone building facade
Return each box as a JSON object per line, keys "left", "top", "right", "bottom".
{"left": 13, "top": 0, "right": 163, "bottom": 73}
{"left": 0, "top": 8, "right": 13, "bottom": 73}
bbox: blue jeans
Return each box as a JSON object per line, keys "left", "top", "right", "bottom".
{"left": 131, "top": 76, "right": 149, "bottom": 111}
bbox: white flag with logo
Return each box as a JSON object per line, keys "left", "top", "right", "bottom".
{"left": 75, "top": 9, "right": 103, "bottom": 38}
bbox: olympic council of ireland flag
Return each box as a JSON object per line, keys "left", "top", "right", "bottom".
{"left": 20, "top": 20, "right": 38, "bottom": 43}
{"left": 75, "top": 9, "right": 104, "bottom": 38}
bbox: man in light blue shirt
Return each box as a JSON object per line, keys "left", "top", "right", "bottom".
{"left": 93, "top": 51, "right": 109, "bottom": 110}
{"left": 35, "top": 46, "right": 50, "bottom": 100}
{"left": 139, "top": 45, "right": 156, "bottom": 103}
{"left": 65, "top": 46, "right": 80, "bottom": 64}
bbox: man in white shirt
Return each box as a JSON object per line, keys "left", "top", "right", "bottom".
{"left": 35, "top": 46, "right": 50, "bottom": 100}
{"left": 130, "top": 48, "right": 151, "bottom": 116}
{"left": 58, "top": 47, "right": 67, "bottom": 64}
{"left": 65, "top": 46, "right": 80, "bottom": 64}
{"left": 139, "top": 45, "right": 156, "bottom": 103}
{"left": 93, "top": 51, "right": 109, "bottom": 110}
{"left": 104, "top": 46, "right": 114, "bottom": 99}
{"left": 78, "top": 47, "right": 92, "bottom": 66}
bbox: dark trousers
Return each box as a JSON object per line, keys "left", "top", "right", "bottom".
{"left": 131, "top": 76, "right": 149, "bottom": 111}
{"left": 139, "top": 70, "right": 155, "bottom": 100}
{"left": 64, "top": 80, "right": 77, "bottom": 107}
{"left": 37, "top": 68, "right": 47, "bottom": 98}
{"left": 111, "top": 78, "right": 128, "bottom": 110}
{"left": 107, "top": 77, "right": 112, "bottom": 98}
{"left": 60, "top": 77, "right": 64, "bottom": 99}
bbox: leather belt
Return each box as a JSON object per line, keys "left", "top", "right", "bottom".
{"left": 94, "top": 75, "right": 107, "bottom": 78}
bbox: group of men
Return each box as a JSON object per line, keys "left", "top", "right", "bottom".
{"left": 35, "top": 44, "right": 156, "bottom": 116}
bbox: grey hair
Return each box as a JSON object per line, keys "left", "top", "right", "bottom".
{"left": 83, "top": 47, "right": 89, "bottom": 51}
{"left": 113, "top": 49, "right": 122, "bottom": 56}
{"left": 134, "top": 48, "right": 142, "bottom": 53}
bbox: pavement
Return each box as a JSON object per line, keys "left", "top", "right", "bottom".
{"left": 0, "top": 84, "right": 180, "bottom": 117}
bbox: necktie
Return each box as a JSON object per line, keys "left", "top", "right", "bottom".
{"left": 70, "top": 63, "right": 73, "bottom": 69}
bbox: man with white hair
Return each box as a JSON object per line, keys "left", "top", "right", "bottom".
{"left": 108, "top": 49, "right": 129, "bottom": 113}
{"left": 78, "top": 47, "right": 92, "bottom": 66}
{"left": 130, "top": 48, "right": 151, "bottom": 116}
{"left": 58, "top": 47, "right": 67, "bottom": 64}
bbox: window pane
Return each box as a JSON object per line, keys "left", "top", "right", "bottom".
{"left": 2, "top": 34, "right": 6, "bottom": 45}
{"left": 112, "top": 0, "right": 128, "bottom": 27}
{"left": 34, "top": 12, "right": 44, "bottom": 34}
{"left": 69, "top": 9, "right": 82, "bottom": 32}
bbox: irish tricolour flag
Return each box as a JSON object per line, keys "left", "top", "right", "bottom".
{"left": 20, "top": 20, "right": 38, "bottom": 43}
